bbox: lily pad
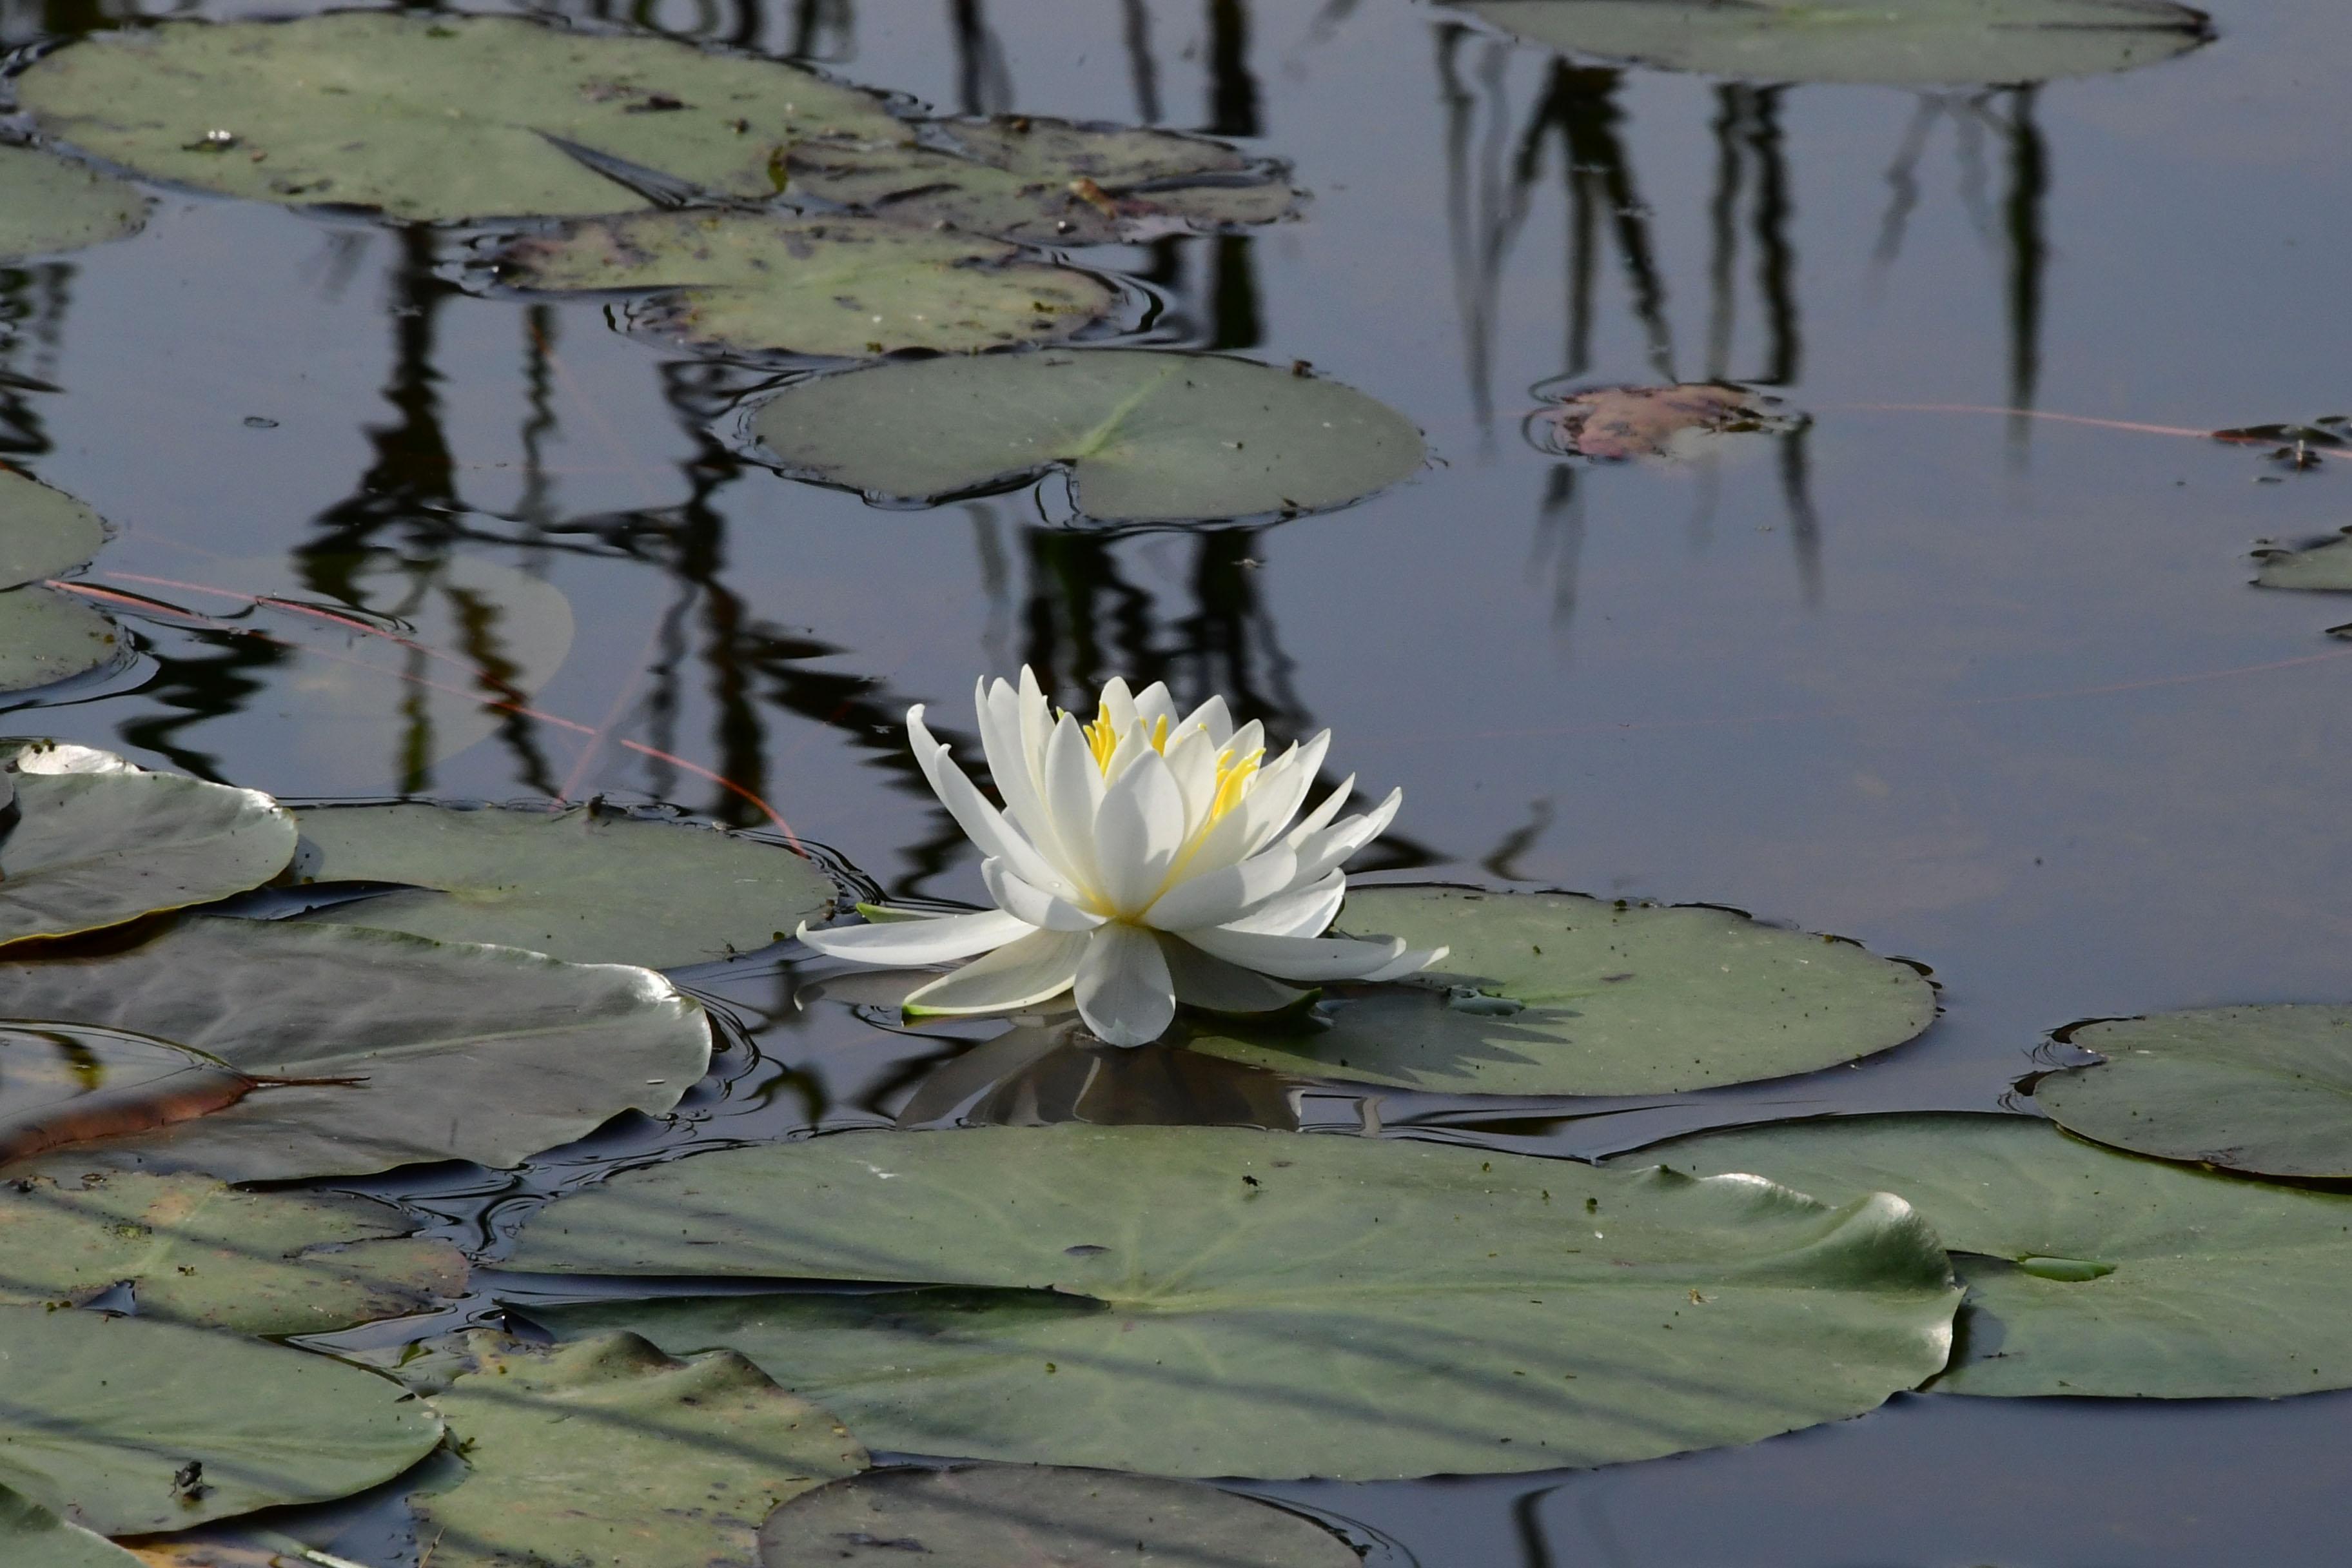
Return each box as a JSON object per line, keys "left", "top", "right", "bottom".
{"left": 0, "top": 1485, "right": 142, "bottom": 1567}
{"left": 787, "top": 116, "right": 1300, "bottom": 245}
{"left": 0, "top": 916, "right": 710, "bottom": 1181}
{"left": 507, "top": 1125, "right": 1959, "bottom": 1480}
{"left": 2253, "top": 532, "right": 2352, "bottom": 591}
{"left": 288, "top": 801, "right": 834, "bottom": 968}
{"left": 1530, "top": 383, "right": 1803, "bottom": 461}
{"left": 17, "top": 13, "right": 903, "bottom": 223}
{"left": 498, "top": 210, "right": 1113, "bottom": 358}
{"left": 0, "top": 1168, "right": 465, "bottom": 1333}
{"left": 1188, "top": 887, "right": 1936, "bottom": 1095}
{"left": 1645, "top": 1112, "right": 2352, "bottom": 1398}
{"left": 412, "top": 1332, "right": 866, "bottom": 1568}
{"left": 0, "top": 587, "right": 126, "bottom": 694}
{"left": 2031, "top": 1006, "right": 2352, "bottom": 1179}
{"left": 759, "top": 1464, "right": 1357, "bottom": 1568}
{"left": 0, "top": 470, "right": 111, "bottom": 589}
{"left": 0, "top": 1304, "right": 442, "bottom": 1534}
{"left": 0, "top": 146, "right": 146, "bottom": 262}
{"left": 1457, "top": 0, "right": 2211, "bottom": 88}
{"left": 0, "top": 1026, "right": 259, "bottom": 1168}
{"left": 750, "top": 350, "right": 1426, "bottom": 523}
{"left": 0, "top": 746, "right": 296, "bottom": 949}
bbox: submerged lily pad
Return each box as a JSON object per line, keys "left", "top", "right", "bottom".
{"left": 289, "top": 801, "right": 835, "bottom": 968}
{"left": 0, "top": 1485, "right": 141, "bottom": 1567}
{"left": 750, "top": 351, "right": 1425, "bottom": 523}
{"left": 1458, "top": 0, "right": 2211, "bottom": 87}
{"left": 508, "top": 1125, "right": 1959, "bottom": 1480}
{"left": 1531, "top": 383, "right": 1803, "bottom": 461}
{"left": 498, "top": 210, "right": 1113, "bottom": 358}
{"left": 0, "top": 1304, "right": 442, "bottom": 1534}
{"left": 2253, "top": 532, "right": 2352, "bottom": 591}
{"left": 412, "top": 1333, "right": 867, "bottom": 1568}
{"left": 1647, "top": 1113, "right": 2352, "bottom": 1398}
{"left": 0, "top": 1026, "right": 257, "bottom": 1168}
{"left": 0, "top": 470, "right": 111, "bottom": 589}
{"left": 17, "top": 13, "right": 903, "bottom": 223}
{"left": 0, "top": 1169, "right": 465, "bottom": 1333}
{"left": 0, "top": 746, "right": 295, "bottom": 949}
{"left": 0, "top": 146, "right": 146, "bottom": 263}
{"left": 2032, "top": 1006, "right": 2352, "bottom": 1179}
{"left": 0, "top": 587, "right": 124, "bottom": 694}
{"left": 0, "top": 916, "right": 710, "bottom": 1181}
{"left": 759, "top": 1464, "right": 1357, "bottom": 1568}
{"left": 787, "top": 116, "right": 1300, "bottom": 245}
{"left": 1189, "top": 887, "right": 1936, "bottom": 1095}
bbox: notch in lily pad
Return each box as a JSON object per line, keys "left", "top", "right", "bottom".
{"left": 749, "top": 349, "right": 1426, "bottom": 524}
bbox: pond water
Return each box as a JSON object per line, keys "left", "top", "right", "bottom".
{"left": 4, "top": 0, "right": 2351, "bottom": 1562}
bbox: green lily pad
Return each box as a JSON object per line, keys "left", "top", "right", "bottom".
{"left": 17, "top": 13, "right": 903, "bottom": 223}
{"left": 1, "top": 1025, "right": 264, "bottom": 1168}
{"left": 1457, "top": 0, "right": 2211, "bottom": 88}
{"left": 2032, "top": 1006, "right": 2352, "bottom": 1179}
{"left": 411, "top": 1332, "right": 866, "bottom": 1568}
{"left": 0, "top": 745, "right": 297, "bottom": 949}
{"left": 759, "top": 1464, "right": 1357, "bottom": 1568}
{"left": 750, "top": 350, "right": 1426, "bottom": 524}
{"left": 0, "top": 1485, "right": 142, "bottom": 1567}
{"left": 1188, "top": 886, "right": 1937, "bottom": 1095}
{"left": 787, "top": 115, "right": 1300, "bottom": 245}
{"left": 0, "top": 1168, "right": 466, "bottom": 1333}
{"left": 497, "top": 210, "right": 1113, "bottom": 358}
{"left": 0, "top": 470, "right": 111, "bottom": 590}
{"left": 288, "top": 801, "right": 835, "bottom": 968}
{"left": 507, "top": 1125, "right": 1959, "bottom": 1480}
{"left": 1645, "top": 1112, "right": 2352, "bottom": 1398}
{"left": 2253, "top": 533, "right": 2352, "bottom": 591}
{"left": 0, "top": 1304, "right": 442, "bottom": 1535}
{"left": 0, "top": 587, "right": 125, "bottom": 694}
{"left": 0, "top": 916, "right": 710, "bottom": 1181}
{"left": 0, "top": 146, "right": 147, "bottom": 263}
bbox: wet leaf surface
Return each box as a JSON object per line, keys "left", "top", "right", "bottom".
{"left": 507, "top": 1125, "right": 1959, "bottom": 1480}
{"left": 0, "top": 470, "right": 111, "bottom": 591}
{"left": 0, "top": 1304, "right": 442, "bottom": 1535}
{"left": 0, "top": 1026, "right": 259, "bottom": 1170}
{"left": 758, "top": 1463, "right": 1358, "bottom": 1568}
{"left": 750, "top": 350, "right": 1425, "bottom": 523}
{"left": 498, "top": 210, "right": 1113, "bottom": 358}
{"left": 2032, "top": 1006, "right": 2352, "bottom": 1179}
{"left": 1531, "top": 382, "right": 1801, "bottom": 460}
{"left": 0, "top": 146, "right": 146, "bottom": 264}
{"left": 1645, "top": 1113, "right": 2352, "bottom": 1398}
{"left": 411, "top": 1331, "right": 867, "bottom": 1568}
{"left": 2252, "top": 531, "right": 2352, "bottom": 591}
{"left": 787, "top": 115, "right": 1300, "bottom": 244}
{"left": 0, "top": 917, "right": 710, "bottom": 1181}
{"left": 17, "top": 13, "right": 904, "bottom": 222}
{"left": 1188, "top": 886, "right": 1936, "bottom": 1095}
{"left": 0, "top": 587, "right": 126, "bottom": 694}
{"left": 0, "top": 1484, "right": 142, "bottom": 1567}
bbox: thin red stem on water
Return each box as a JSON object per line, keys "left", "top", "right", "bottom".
{"left": 1841, "top": 401, "right": 2352, "bottom": 459}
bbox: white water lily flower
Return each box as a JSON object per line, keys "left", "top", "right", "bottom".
{"left": 796, "top": 669, "right": 1445, "bottom": 1047}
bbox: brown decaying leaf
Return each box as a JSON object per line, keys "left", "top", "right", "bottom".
{"left": 1534, "top": 382, "right": 1792, "bottom": 460}
{"left": 0, "top": 1027, "right": 257, "bottom": 1168}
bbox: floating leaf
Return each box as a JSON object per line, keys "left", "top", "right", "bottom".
{"left": 287, "top": 801, "right": 834, "bottom": 968}
{"left": 0, "top": 747, "right": 296, "bottom": 949}
{"left": 1188, "top": 887, "right": 1935, "bottom": 1095}
{"left": 0, "top": 1304, "right": 442, "bottom": 1534}
{"left": 498, "top": 210, "right": 1113, "bottom": 358}
{"left": 0, "top": 1484, "right": 142, "bottom": 1567}
{"left": 0, "top": 146, "right": 146, "bottom": 263}
{"left": 1457, "top": 0, "right": 2211, "bottom": 87}
{"left": 750, "top": 350, "right": 1425, "bottom": 524}
{"left": 17, "top": 13, "right": 903, "bottom": 223}
{"left": 2031, "top": 1006, "right": 2352, "bottom": 1180}
{"left": 759, "top": 1464, "right": 1357, "bottom": 1568}
{"left": 1646, "top": 1113, "right": 2352, "bottom": 1398}
{"left": 0, "top": 1168, "right": 464, "bottom": 1333}
{"left": 1530, "top": 383, "right": 1802, "bottom": 461}
{"left": 0, "top": 587, "right": 125, "bottom": 694}
{"left": 787, "top": 115, "right": 1300, "bottom": 245}
{"left": 508, "top": 1125, "right": 1959, "bottom": 1480}
{"left": 0, "top": 470, "right": 111, "bottom": 590}
{"left": 0, "top": 916, "right": 710, "bottom": 1181}
{"left": 2253, "top": 532, "right": 2352, "bottom": 591}
{"left": 411, "top": 1332, "right": 865, "bottom": 1568}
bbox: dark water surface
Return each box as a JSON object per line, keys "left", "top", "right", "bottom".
{"left": 6, "top": 0, "right": 2351, "bottom": 1561}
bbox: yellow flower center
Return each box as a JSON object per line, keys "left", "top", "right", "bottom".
{"left": 1077, "top": 709, "right": 1262, "bottom": 828}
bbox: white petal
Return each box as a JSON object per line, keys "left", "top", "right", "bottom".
{"left": 1043, "top": 712, "right": 1107, "bottom": 892}
{"left": 1292, "top": 787, "right": 1403, "bottom": 885}
{"left": 1017, "top": 667, "right": 1054, "bottom": 780}
{"left": 902, "top": 928, "right": 1089, "bottom": 1015}
{"left": 981, "top": 857, "right": 1105, "bottom": 932}
{"left": 1074, "top": 923, "right": 1176, "bottom": 1047}
{"left": 1102, "top": 716, "right": 1158, "bottom": 783}
{"left": 1235, "top": 730, "right": 1330, "bottom": 856}
{"left": 1162, "top": 724, "right": 1220, "bottom": 834}
{"left": 1092, "top": 748, "right": 1186, "bottom": 914}
{"left": 796, "top": 908, "right": 1036, "bottom": 965}
{"left": 1222, "top": 870, "right": 1346, "bottom": 937}
{"left": 1161, "top": 933, "right": 1311, "bottom": 1014}
{"left": 1179, "top": 694, "right": 1234, "bottom": 747}
{"left": 983, "top": 678, "right": 1079, "bottom": 881}
{"left": 1226, "top": 719, "right": 1265, "bottom": 762}
{"left": 1142, "top": 844, "right": 1298, "bottom": 932}
{"left": 1131, "top": 681, "right": 1179, "bottom": 733}
{"left": 1363, "top": 944, "right": 1450, "bottom": 982}
{"left": 908, "top": 707, "right": 1084, "bottom": 902}
{"left": 1098, "top": 677, "right": 1137, "bottom": 735}
{"left": 1282, "top": 773, "right": 1355, "bottom": 849}
{"left": 1182, "top": 925, "right": 1410, "bottom": 982}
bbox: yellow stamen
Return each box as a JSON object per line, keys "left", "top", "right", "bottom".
{"left": 1206, "top": 747, "right": 1262, "bottom": 825}
{"left": 1080, "top": 709, "right": 1171, "bottom": 774}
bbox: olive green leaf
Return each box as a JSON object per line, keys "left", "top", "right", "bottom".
{"left": 0, "top": 1484, "right": 143, "bottom": 1567}
{"left": 0, "top": 469, "right": 111, "bottom": 590}
{"left": 0, "top": 146, "right": 146, "bottom": 263}
{"left": 2253, "top": 532, "right": 2352, "bottom": 591}
{"left": 0, "top": 587, "right": 124, "bottom": 694}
